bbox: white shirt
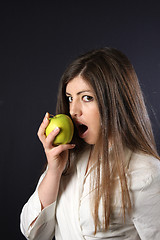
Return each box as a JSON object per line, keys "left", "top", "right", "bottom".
{"left": 20, "top": 149, "right": 160, "bottom": 240}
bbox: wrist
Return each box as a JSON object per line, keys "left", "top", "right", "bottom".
{"left": 47, "top": 167, "right": 62, "bottom": 180}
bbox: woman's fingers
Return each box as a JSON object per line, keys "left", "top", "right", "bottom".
{"left": 45, "top": 127, "right": 60, "bottom": 148}
{"left": 37, "top": 113, "right": 66, "bottom": 149}
{"left": 37, "top": 113, "right": 76, "bottom": 174}
{"left": 52, "top": 143, "right": 75, "bottom": 157}
{"left": 37, "top": 112, "right": 50, "bottom": 142}
{"left": 37, "top": 112, "right": 76, "bottom": 159}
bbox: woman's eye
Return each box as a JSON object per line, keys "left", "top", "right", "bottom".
{"left": 67, "top": 96, "right": 73, "bottom": 103}
{"left": 82, "top": 95, "right": 93, "bottom": 102}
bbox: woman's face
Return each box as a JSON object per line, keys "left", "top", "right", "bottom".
{"left": 66, "top": 75, "right": 101, "bottom": 145}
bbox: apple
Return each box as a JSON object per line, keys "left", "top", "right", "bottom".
{"left": 45, "top": 114, "right": 74, "bottom": 145}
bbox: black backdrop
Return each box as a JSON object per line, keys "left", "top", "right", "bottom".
{"left": 0, "top": 1, "right": 160, "bottom": 239}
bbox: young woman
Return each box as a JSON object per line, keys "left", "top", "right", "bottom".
{"left": 20, "top": 48, "right": 160, "bottom": 239}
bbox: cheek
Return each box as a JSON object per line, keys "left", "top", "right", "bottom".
{"left": 85, "top": 103, "right": 101, "bottom": 128}
{"left": 91, "top": 110, "right": 101, "bottom": 129}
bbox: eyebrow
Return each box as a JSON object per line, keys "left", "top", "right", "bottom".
{"left": 66, "top": 90, "right": 93, "bottom": 95}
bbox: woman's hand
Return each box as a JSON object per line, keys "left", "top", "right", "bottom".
{"left": 37, "top": 112, "right": 75, "bottom": 209}
{"left": 37, "top": 112, "right": 75, "bottom": 176}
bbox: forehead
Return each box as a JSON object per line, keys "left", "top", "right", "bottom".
{"left": 66, "top": 75, "right": 93, "bottom": 93}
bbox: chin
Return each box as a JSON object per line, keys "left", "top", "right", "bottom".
{"left": 83, "top": 138, "right": 96, "bottom": 145}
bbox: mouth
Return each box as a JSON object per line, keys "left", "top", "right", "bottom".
{"left": 76, "top": 122, "right": 88, "bottom": 138}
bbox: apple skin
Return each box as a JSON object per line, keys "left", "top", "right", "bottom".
{"left": 45, "top": 114, "right": 74, "bottom": 145}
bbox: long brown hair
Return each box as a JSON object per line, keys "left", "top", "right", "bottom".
{"left": 56, "top": 47, "right": 159, "bottom": 233}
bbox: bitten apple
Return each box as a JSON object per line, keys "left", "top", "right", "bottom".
{"left": 45, "top": 114, "right": 74, "bottom": 145}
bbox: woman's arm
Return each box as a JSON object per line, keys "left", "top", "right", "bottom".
{"left": 20, "top": 170, "right": 56, "bottom": 239}
{"left": 20, "top": 113, "right": 75, "bottom": 239}
{"left": 37, "top": 112, "right": 75, "bottom": 209}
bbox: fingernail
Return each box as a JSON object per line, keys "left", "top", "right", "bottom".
{"left": 54, "top": 127, "right": 60, "bottom": 132}
{"left": 71, "top": 144, "right": 76, "bottom": 147}
{"left": 44, "top": 112, "right": 49, "bottom": 121}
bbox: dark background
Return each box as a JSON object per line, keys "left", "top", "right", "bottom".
{"left": 0, "top": 1, "right": 160, "bottom": 239}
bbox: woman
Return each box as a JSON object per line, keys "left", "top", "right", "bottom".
{"left": 20, "top": 48, "right": 160, "bottom": 239}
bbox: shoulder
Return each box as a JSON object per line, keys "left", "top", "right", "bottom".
{"left": 128, "top": 151, "right": 160, "bottom": 191}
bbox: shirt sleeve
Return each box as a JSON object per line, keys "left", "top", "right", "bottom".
{"left": 20, "top": 170, "right": 56, "bottom": 240}
{"left": 132, "top": 165, "right": 160, "bottom": 240}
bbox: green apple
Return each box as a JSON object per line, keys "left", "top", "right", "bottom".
{"left": 45, "top": 114, "right": 74, "bottom": 145}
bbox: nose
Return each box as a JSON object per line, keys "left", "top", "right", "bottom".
{"left": 70, "top": 100, "right": 82, "bottom": 118}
